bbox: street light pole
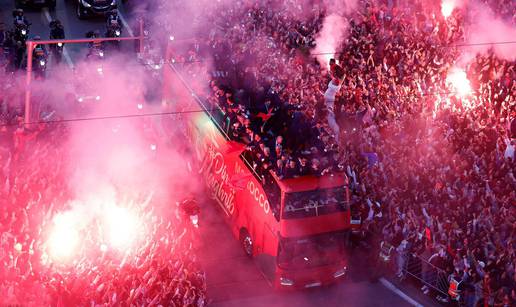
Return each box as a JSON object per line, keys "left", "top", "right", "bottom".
{"left": 22, "top": 33, "right": 145, "bottom": 127}
{"left": 24, "top": 41, "right": 34, "bottom": 127}
{"left": 139, "top": 18, "right": 144, "bottom": 55}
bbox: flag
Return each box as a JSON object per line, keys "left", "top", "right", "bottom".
{"left": 229, "top": 173, "right": 253, "bottom": 190}
{"left": 224, "top": 141, "right": 245, "bottom": 154}
{"left": 256, "top": 110, "right": 273, "bottom": 122}
{"left": 362, "top": 152, "right": 379, "bottom": 168}
{"left": 425, "top": 227, "right": 432, "bottom": 243}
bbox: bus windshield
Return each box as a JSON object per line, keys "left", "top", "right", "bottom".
{"left": 277, "top": 231, "right": 347, "bottom": 270}
{"left": 282, "top": 187, "right": 347, "bottom": 219}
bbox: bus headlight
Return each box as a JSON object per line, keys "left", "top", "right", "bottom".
{"left": 333, "top": 266, "right": 347, "bottom": 278}
{"left": 80, "top": 0, "right": 91, "bottom": 8}
{"left": 279, "top": 277, "right": 294, "bottom": 286}
{"left": 190, "top": 215, "right": 199, "bottom": 228}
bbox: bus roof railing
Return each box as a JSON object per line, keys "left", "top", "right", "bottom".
{"left": 169, "top": 63, "right": 349, "bottom": 193}
{"left": 168, "top": 62, "right": 232, "bottom": 140}
{"left": 169, "top": 62, "right": 267, "bottom": 181}
{"left": 270, "top": 171, "right": 348, "bottom": 193}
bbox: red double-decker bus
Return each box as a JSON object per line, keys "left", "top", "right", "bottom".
{"left": 162, "top": 61, "right": 360, "bottom": 289}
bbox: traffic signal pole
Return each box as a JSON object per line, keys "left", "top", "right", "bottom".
{"left": 24, "top": 40, "right": 34, "bottom": 127}
{"left": 24, "top": 19, "right": 145, "bottom": 126}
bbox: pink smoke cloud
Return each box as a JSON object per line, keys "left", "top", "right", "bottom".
{"left": 462, "top": 1, "right": 516, "bottom": 61}
{"left": 312, "top": 0, "right": 358, "bottom": 68}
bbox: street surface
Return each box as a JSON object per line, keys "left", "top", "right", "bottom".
{"left": 0, "top": 0, "right": 139, "bottom": 69}
{"left": 197, "top": 194, "right": 432, "bottom": 307}
{"left": 0, "top": 2, "right": 437, "bottom": 306}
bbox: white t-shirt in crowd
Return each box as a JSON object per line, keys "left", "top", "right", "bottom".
{"left": 504, "top": 138, "right": 515, "bottom": 160}
{"left": 324, "top": 80, "right": 341, "bottom": 104}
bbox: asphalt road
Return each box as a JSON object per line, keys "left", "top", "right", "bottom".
{"left": 0, "top": 0, "right": 138, "bottom": 69}
{"left": 196, "top": 194, "right": 434, "bottom": 307}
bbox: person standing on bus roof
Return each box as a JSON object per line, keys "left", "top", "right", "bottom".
{"left": 324, "top": 62, "right": 345, "bottom": 145}
{"left": 275, "top": 159, "right": 286, "bottom": 179}
{"left": 284, "top": 160, "right": 299, "bottom": 178}
{"left": 298, "top": 157, "right": 310, "bottom": 176}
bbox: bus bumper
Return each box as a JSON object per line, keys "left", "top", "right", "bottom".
{"left": 275, "top": 262, "right": 348, "bottom": 290}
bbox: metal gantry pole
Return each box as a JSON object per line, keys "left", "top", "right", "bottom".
{"left": 139, "top": 18, "right": 145, "bottom": 55}
{"left": 24, "top": 41, "right": 34, "bottom": 127}
{"left": 22, "top": 34, "right": 145, "bottom": 127}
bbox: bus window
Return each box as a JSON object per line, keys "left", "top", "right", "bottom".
{"left": 282, "top": 187, "right": 348, "bottom": 219}
{"left": 262, "top": 172, "right": 281, "bottom": 221}
{"left": 278, "top": 231, "right": 347, "bottom": 270}
{"left": 239, "top": 152, "right": 281, "bottom": 221}
{"left": 209, "top": 104, "right": 231, "bottom": 136}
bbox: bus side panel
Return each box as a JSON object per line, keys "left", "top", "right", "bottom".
{"left": 165, "top": 64, "right": 279, "bottom": 261}
{"left": 193, "top": 118, "right": 238, "bottom": 217}
{"left": 233, "top": 161, "right": 279, "bottom": 255}
{"left": 168, "top": 73, "right": 247, "bottom": 244}
{"left": 232, "top": 163, "right": 279, "bottom": 282}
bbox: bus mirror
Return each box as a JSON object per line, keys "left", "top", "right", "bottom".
{"left": 272, "top": 208, "right": 280, "bottom": 221}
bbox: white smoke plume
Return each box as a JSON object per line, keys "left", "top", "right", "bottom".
{"left": 313, "top": 0, "right": 358, "bottom": 68}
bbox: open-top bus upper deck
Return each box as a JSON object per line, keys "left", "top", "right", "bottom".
{"left": 163, "top": 60, "right": 357, "bottom": 288}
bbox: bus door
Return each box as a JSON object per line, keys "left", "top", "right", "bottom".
{"left": 255, "top": 180, "right": 281, "bottom": 283}
{"left": 256, "top": 222, "right": 277, "bottom": 283}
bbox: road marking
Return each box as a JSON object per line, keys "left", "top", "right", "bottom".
{"left": 379, "top": 278, "right": 425, "bottom": 307}
{"left": 42, "top": 8, "right": 74, "bottom": 69}
{"left": 118, "top": 11, "right": 134, "bottom": 37}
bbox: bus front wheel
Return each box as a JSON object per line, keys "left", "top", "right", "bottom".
{"left": 240, "top": 229, "right": 253, "bottom": 257}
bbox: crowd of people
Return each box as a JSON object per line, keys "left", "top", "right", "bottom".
{"left": 332, "top": 2, "right": 514, "bottom": 306}
{"left": 0, "top": 119, "right": 206, "bottom": 305}
{"left": 478, "top": 0, "right": 515, "bottom": 20}
{"left": 1, "top": 0, "right": 515, "bottom": 305}
{"left": 178, "top": 1, "right": 345, "bottom": 181}
{"left": 1, "top": 4, "right": 211, "bottom": 305}
{"left": 0, "top": 73, "right": 23, "bottom": 128}
{"left": 170, "top": 0, "right": 514, "bottom": 305}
